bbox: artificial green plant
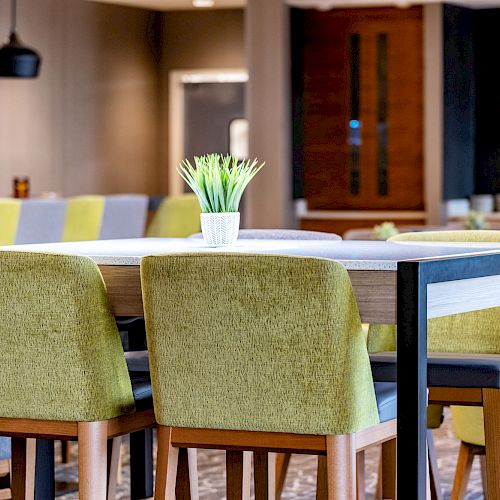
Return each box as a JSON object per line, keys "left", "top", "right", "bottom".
{"left": 178, "top": 154, "right": 265, "bottom": 213}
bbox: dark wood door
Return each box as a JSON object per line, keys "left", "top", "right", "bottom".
{"left": 301, "top": 7, "right": 424, "bottom": 211}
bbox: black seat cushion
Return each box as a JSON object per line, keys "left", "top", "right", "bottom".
{"left": 374, "top": 382, "right": 397, "bottom": 423}
{"left": 371, "top": 352, "right": 500, "bottom": 388}
{"left": 129, "top": 372, "right": 153, "bottom": 411}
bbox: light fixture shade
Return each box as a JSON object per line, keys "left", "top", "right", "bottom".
{"left": 0, "top": 33, "right": 41, "bottom": 78}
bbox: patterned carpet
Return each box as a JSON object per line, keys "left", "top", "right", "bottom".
{"left": 57, "top": 409, "right": 484, "bottom": 499}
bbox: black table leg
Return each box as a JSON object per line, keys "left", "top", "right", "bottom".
{"left": 34, "top": 439, "right": 55, "bottom": 500}
{"left": 397, "top": 262, "right": 428, "bottom": 500}
{"left": 130, "top": 428, "right": 154, "bottom": 500}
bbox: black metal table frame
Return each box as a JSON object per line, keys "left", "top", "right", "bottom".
{"left": 397, "top": 252, "right": 500, "bottom": 499}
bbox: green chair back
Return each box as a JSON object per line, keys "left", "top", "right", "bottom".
{"left": 369, "top": 230, "right": 500, "bottom": 445}
{"left": 141, "top": 253, "right": 379, "bottom": 435}
{"left": 63, "top": 195, "right": 105, "bottom": 242}
{"left": 146, "top": 194, "right": 201, "bottom": 238}
{"left": 0, "top": 252, "right": 134, "bottom": 421}
{"left": 0, "top": 199, "right": 21, "bottom": 245}
{"left": 390, "top": 229, "right": 500, "bottom": 243}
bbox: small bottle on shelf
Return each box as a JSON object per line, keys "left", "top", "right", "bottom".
{"left": 13, "top": 176, "right": 30, "bottom": 198}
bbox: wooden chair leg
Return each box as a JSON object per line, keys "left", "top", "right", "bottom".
{"left": 326, "top": 435, "right": 355, "bottom": 500}
{"left": 375, "top": 455, "right": 382, "bottom": 500}
{"left": 243, "top": 451, "right": 251, "bottom": 500}
{"left": 427, "top": 430, "right": 442, "bottom": 500}
{"left": 356, "top": 451, "right": 366, "bottom": 500}
{"left": 116, "top": 441, "right": 123, "bottom": 485}
{"left": 275, "top": 453, "right": 291, "bottom": 499}
{"left": 187, "top": 449, "right": 199, "bottom": 499}
{"left": 381, "top": 439, "right": 396, "bottom": 500}
{"left": 60, "top": 440, "right": 72, "bottom": 463}
{"left": 107, "top": 437, "right": 121, "bottom": 500}
{"left": 451, "top": 442, "right": 474, "bottom": 500}
{"left": 227, "top": 450, "right": 251, "bottom": 500}
{"left": 175, "top": 448, "right": 199, "bottom": 500}
{"left": 155, "top": 426, "right": 179, "bottom": 500}
{"left": 482, "top": 388, "right": 500, "bottom": 499}
{"left": 78, "top": 421, "right": 108, "bottom": 500}
{"left": 11, "top": 437, "right": 35, "bottom": 500}
{"left": 254, "top": 452, "right": 276, "bottom": 500}
{"left": 316, "top": 455, "right": 328, "bottom": 500}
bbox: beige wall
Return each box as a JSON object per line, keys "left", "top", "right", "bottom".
{"left": 0, "top": 0, "right": 161, "bottom": 197}
{"left": 159, "top": 9, "right": 245, "bottom": 192}
{"left": 0, "top": 3, "right": 246, "bottom": 197}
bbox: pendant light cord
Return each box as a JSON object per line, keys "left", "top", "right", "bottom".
{"left": 10, "top": 0, "right": 16, "bottom": 34}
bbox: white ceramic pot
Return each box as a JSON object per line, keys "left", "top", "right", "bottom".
{"left": 201, "top": 212, "right": 240, "bottom": 247}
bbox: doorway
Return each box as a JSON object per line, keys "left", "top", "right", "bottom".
{"left": 168, "top": 70, "right": 248, "bottom": 196}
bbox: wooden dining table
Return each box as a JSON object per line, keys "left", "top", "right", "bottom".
{"left": 5, "top": 237, "right": 500, "bottom": 500}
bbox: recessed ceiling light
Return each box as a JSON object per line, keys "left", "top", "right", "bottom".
{"left": 192, "top": 0, "right": 215, "bottom": 7}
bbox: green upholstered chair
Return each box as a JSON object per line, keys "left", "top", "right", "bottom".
{"left": 141, "top": 253, "right": 397, "bottom": 499}
{"left": 0, "top": 199, "right": 21, "bottom": 245}
{"left": 0, "top": 251, "right": 155, "bottom": 499}
{"left": 369, "top": 230, "right": 500, "bottom": 498}
{"left": 146, "top": 194, "right": 201, "bottom": 238}
{"left": 62, "top": 195, "right": 105, "bottom": 242}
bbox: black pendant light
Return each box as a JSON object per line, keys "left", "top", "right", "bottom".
{"left": 0, "top": 0, "right": 41, "bottom": 78}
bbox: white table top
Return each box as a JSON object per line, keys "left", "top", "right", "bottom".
{"left": 2, "top": 238, "right": 500, "bottom": 271}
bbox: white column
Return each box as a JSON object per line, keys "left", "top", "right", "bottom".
{"left": 244, "top": 0, "right": 294, "bottom": 228}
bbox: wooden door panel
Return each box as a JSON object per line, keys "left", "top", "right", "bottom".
{"left": 302, "top": 7, "right": 424, "bottom": 211}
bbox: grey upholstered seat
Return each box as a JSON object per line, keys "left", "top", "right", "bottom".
{"left": 125, "top": 350, "right": 150, "bottom": 372}
{"left": 0, "top": 437, "right": 9, "bottom": 460}
{"left": 15, "top": 199, "right": 67, "bottom": 244}
{"left": 130, "top": 372, "right": 153, "bottom": 410}
{"left": 371, "top": 352, "right": 500, "bottom": 388}
{"left": 99, "top": 194, "right": 148, "bottom": 239}
{"left": 374, "top": 382, "right": 397, "bottom": 423}
{"left": 189, "top": 229, "right": 341, "bottom": 240}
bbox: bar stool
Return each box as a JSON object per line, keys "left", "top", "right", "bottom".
{"left": 141, "top": 253, "right": 397, "bottom": 499}
{"left": 0, "top": 251, "right": 155, "bottom": 499}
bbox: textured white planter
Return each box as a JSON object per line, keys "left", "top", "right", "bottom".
{"left": 201, "top": 212, "right": 240, "bottom": 247}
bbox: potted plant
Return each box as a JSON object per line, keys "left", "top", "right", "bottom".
{"left": 178, "top": 153, "right": 265, "bottom": 246}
